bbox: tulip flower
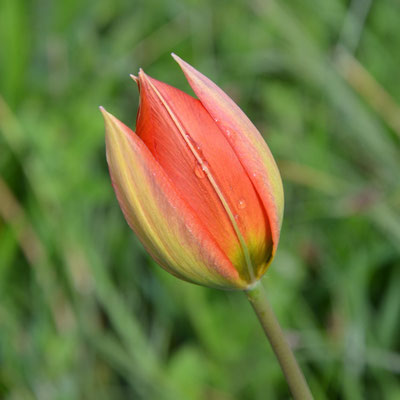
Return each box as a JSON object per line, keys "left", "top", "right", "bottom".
{"left": 101, "top": 55, "right": 312, "bottom": 399}
{"left": 101, "top": 54, "right": 283, "bottom": 290}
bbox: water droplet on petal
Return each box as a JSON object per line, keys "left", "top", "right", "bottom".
{"left": 234, "top": 214, "right": 239, "bottom": 220}
{"left": 225, "top": 128, "right": 236, "bottom": 143}
{"left": 238, "top": 199, "right": 246, "bottom": 209}
{"left": 185, "top": 134, "right": 205, "bottom": 159}
{"left": 195, "top": 145, "right": 205, "bottom": 159}
{"left": 214, "top": 118, "right": 219, "bottom": 122}
{"left": 194, "top": 164, "right": 205, "bottom": 179}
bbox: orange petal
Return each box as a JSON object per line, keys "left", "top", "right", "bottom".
{"left": 101, "top": 107, "right": 246, "bottom": 289}
{"left": 172, "top": 54, "right": 284, "bottom": 261}
{"left": 135, "top": 71, "right": 271, "bottom": 281}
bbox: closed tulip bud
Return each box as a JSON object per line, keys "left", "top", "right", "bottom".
{"left": 101, "top": 54, "right": 284, "bottom": 290}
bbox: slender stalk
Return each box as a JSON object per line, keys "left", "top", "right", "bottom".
{"left": 245, "top": 281, "right": 313, "bottom": 400}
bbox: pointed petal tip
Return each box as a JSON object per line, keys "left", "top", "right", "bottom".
{"left": 171, "top": 54, "right": 199, "bottom": 83}
{"left": 137, "top": 68, "right": 151, "bottom": 84}
{"left": 101, "top": 108, "right": 135, "bottom": 148}
{"left": 99, "top": 106, "right": 110, "bottom": 119}
{"left": 171, "top": 53, "right": 187, "bottom": 67}
{"left": 130, "top": 74, "right": 139, "bottom": 83}
{"left": 99, "top": 107, "right": 122, "bottom": 131}
{"left": 99, "top": 106, "right": 115, "bottom": 122}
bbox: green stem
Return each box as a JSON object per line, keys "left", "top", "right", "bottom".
{"left": 245, "top": 281, "right": 313, "bottom": 400}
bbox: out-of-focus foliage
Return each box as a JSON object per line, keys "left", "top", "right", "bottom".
{"left": 0, "top": 0, "right": 399, "bottom": 398}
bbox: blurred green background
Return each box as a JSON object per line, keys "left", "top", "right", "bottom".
{"left": 1, "top": 0, "right": 400, "bottom": 399}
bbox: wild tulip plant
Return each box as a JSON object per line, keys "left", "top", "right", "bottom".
{"left": 101, "top": 54, "right": 313, "bottom": 399}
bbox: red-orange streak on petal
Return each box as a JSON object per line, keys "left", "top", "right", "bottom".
{"left": 172, "top": 55, "right": 283, "bottom": 258}
{"left": 136, "top": 71, "right": 271, "bottom": 270}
